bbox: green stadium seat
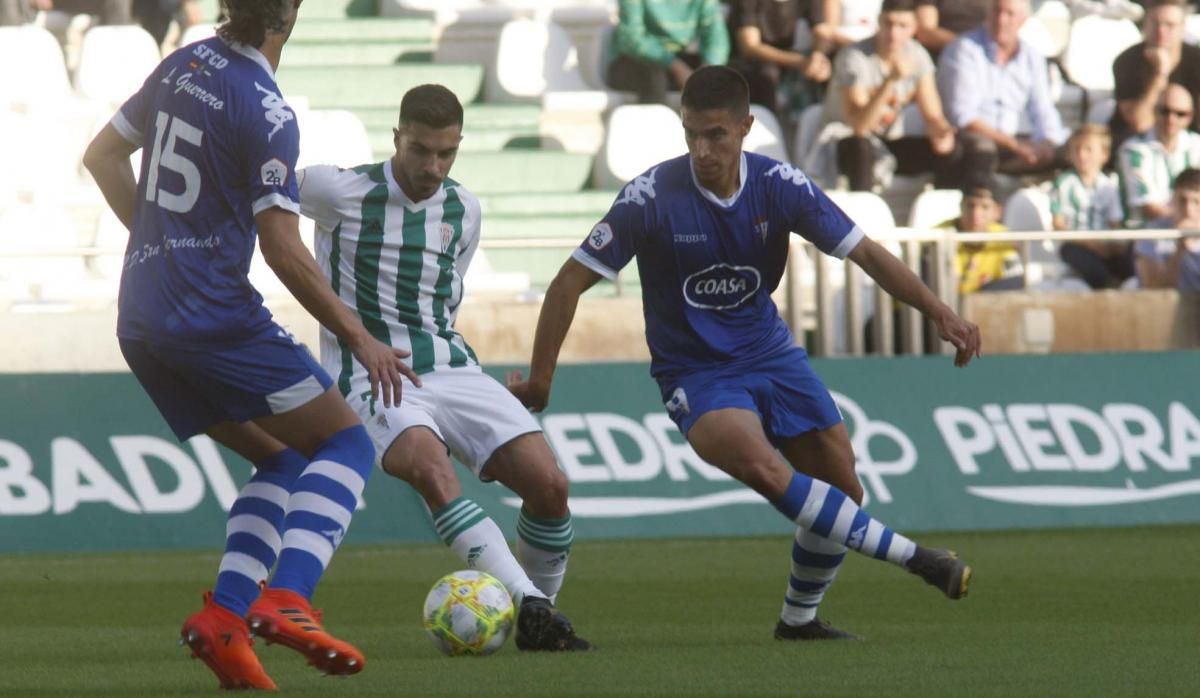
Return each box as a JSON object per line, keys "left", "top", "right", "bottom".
{"left": 478, "top": 191, "right": 618, "bottom": 216}
{"left": 450, "top": 152, "right": 592, "bottom": 195}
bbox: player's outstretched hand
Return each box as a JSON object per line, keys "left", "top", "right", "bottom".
{"left": 506, "top": 369, "right": 550, "bottom": 412}
{"left": 350, "top": 335, "right": 421, "bottom": 408}
{"left": 936, "top": 309, "right": 982, "bottom": 367}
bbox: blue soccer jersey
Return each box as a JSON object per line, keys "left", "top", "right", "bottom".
{"left": 110, "top": 37, "right": 300, "bottom": 346}
{"left": 572, "top": 152, "right": 863, "bottom": 381}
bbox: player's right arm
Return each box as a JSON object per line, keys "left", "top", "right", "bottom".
{"left": 508, "top": 258, "right": 603, "bottom": 412}
{"left": 83, "top": 124, "right": 140, "bottom": 231}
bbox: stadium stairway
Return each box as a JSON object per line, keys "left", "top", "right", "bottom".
{"left": 270, "top": 0, "right": 629, "bottom": 296}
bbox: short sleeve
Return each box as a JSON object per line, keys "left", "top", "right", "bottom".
{"left": 111, "top": 66, "right": 164, "bottom": 147}
{"left": 910, "top": 41, "right": 935, "bottom": 80}
{"left": 297, "top": 164, "right": 340, "bottom": 226}
{"left": 571, "top": 174, "right": 652, "bottom": 278}
{"left": 834, "top": 44, "right": 873, "bottom": 89}
{"left": 240, "top": 82, "right": 301, "bottom": 217}
{"left": 765, "top": 162, "right": 863, "bottom": 258}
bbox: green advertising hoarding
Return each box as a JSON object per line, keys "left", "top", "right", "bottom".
{"left": 2, "top": 353, "right": 1199, "bottom": 554}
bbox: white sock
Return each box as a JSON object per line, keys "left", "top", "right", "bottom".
{"left": 433, "top": 497, "right": 542, "bottom": 602}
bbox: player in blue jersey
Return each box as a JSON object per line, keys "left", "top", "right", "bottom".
{"left": 509, "top": 65, "right": 981, "bottom": 640}
{"left": 82, "top": 0, "right": 418, "bottom": 688}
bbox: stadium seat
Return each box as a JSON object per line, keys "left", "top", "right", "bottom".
{"left": 91, "top": 208, "right": 128, "bottom": 281}
{"left": 178, "top": 23, "right": 217, "bottom": 46}
{"left": 432, "top": 6, "right": 520, "bottom": 70}
{"left": 908, "top": 189, "right": 963, "bottom": 229}
{"left": 463, "top": 249, "right": 532, "bottom": 296}
{"left": 549, "top": 5, "right": 617, "bottom": 91}
{"left": 0, "top": 25, "right": 73, "bottom": 113}
{"left": 1189, "top": 13, "right": 1200, "bottom": 43}
{"left": 592, "top": 104, "right": 686, "bottom": 189}
{"left": 0, "top": 205, "right": 110, "bottom": 305}
{"left": 75, "top": 25, "right": 162, "bottom": 108}
{"left": 296, "top": 110, "right": 373, "bottom": 169}
{"left": 1002, "top": 186, "right": 1067, "bottom": 284}
{"left": 791, "top": 104, "right": 824, "bottom": 167}
{"left": 1029, "top": 0, "right": 1071, "bottom": 59}
{"left": 745, "top": 105, "right": 788, "bottom": 162}
{"left": 1086, "top": 96, "right": 1116, "bottom": 125}
{"left": 487, "top": 18, "right": 610, "bottom": 104}
{"left": 1061, "top": 15, "right": 1141, "bottom": 94}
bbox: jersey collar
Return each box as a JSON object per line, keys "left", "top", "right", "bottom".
{"left": 221, "top": 36, "right": 275, "bottom": 76}
{"left": 383, "top": 157, "right": 446, "bottom": 210}
{"left": 690, "top": 153, "right": 748, "bottom": 208}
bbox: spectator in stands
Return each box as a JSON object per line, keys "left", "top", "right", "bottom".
{"left": 814, "top": 0, "right": 883, "bottom": 48}
{"left": 913, "top": 0, "right": 988, "bottom": 58}
{"left": 726, "top": 0, "right": 832, "bottom": 118}
{"left": 607, "top": 0, "right": 731, "bottom": 105}
{"left": 1117, "top": 83, "right": 1200, "bottom": 225}
{"left": 1111, "top": 0, "right": 1200, "bottom": 150}
{"left": 940, "top": 181, "right": 1025, "bottom": 293}
{"left": 817, "top": 0, "right": 958, "bottom": 191}
{"left": 25, "top": 0, "right": 131, "bottom": 24}
{"left": 1052, "top": 124, "right": 1133, "bottom": 289}
{"left": 135, "top": 0, "right": 202, "bottom": 45}
{"left": 1133, "top": 167, "right": 1200, "bottom": 288}
{"left": 937, "top": 0, "right": 1068, "bottom": 189}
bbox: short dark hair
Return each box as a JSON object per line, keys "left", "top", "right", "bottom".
{"left": 1175, "top": 168, "right": 1200, "bottom": 193}
{"left": 217, "top": 0, "right": 291, "bottom": 48}
{"left": 399, "top": 84, "right": 464, "bottom": 130}
{"left": 1144, "top": 0, "right": 1186, "bottom": 11}
{"left": 880, "top": 0, "right": 918, "bottom": 13}
{"left": 680, "top": 66, "right": 750, "bottom": 118}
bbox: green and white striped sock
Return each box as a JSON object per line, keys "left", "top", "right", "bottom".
{"left": 516, "top": 507, "right": 573, "bottom": 602}
{"left": 432, "top": 497, "right": 541, "bottom": 602}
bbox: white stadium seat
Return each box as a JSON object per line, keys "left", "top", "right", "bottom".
{"left": 1061, "top": 15, "right": 1141, "bottom": 93}
{"left": 296, "top": 110, "right": 373, "bottom": 169}
{"left": 487, "top": 19, "right": 592, "bottom": 102}
{"left": 178, "top": 23, "right": 218, "bottom": 47}
{"left": 908, "top": 189, "right": 963, "bottom": 229}
{"left": 791, "top": 104, "right": 824, "bottom": 167}
{"left": 745, "top": 105, "right": 788, "bottom": 162}
{"left": 75, "top": 25, "right": 162, "bottom": 108}
{"left": 0, "top": 25, "right": 73, "bottom": 112}
{"left": 1003, "top": 186, "right": 1054, "bottom": 232}
{"left": 592, "top": 104, "right": 686, "bottom": 189}
{"left": 549, "top": 5, "right": 617, "bottom": 91}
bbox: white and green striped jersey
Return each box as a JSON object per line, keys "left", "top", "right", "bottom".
{"left": 298, "top": 161, "right": 481, "bottom": 396}
{"left": 1117, "top": 130, "right": 1200, "bottom": 209}
{"left": 1049, "top": 170, "right": 1123, "bottom": 230}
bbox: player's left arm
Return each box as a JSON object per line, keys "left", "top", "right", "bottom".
{"left": 847, "top": 236, "right": 982, "bottom": 367}
{"left": 83, "top": 124, "right": 140, "bottom": 231}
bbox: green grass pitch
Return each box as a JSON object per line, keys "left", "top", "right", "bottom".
{"left": 2, "top": 525, "right": 1197, "bottom": 696}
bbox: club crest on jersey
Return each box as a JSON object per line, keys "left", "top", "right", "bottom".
{"left": 439, "top": 222, "right": 455, "bottom": 253}
{"left": 616, "top": 167, "right": 659, "bottom": 206}
{"left": 754, "top": 217, "right": 769, "bottom": 242}
{"left": 683, "top": 264, "right": 762, "bottom": 310}
{"left": 587, "top": 222, "right": 614, "bottom": 251}
{"left": 261, "top": 158, "right": 288, "bottom": 187}
{"left": 253, "top": 82, "right": 294, "bottom": 141}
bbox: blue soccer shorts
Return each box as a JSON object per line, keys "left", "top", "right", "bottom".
{"left": 120, "top": 325, "right": 333, "bottom": 440}
{"left": 657, "top": 346, "right": 843, "bottom": 445}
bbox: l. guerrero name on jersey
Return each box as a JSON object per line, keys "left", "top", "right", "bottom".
{"left": 298, "top": 162, "right": 481, "bottom": 397}
{"left": 572, "top": 152, "right": 864, "bottom": 380}
{"left": 110, "top": 36, "right": 300, "bottom": 345}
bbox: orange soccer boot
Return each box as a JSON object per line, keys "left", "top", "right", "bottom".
{"left": 180, "top": 592, "right": 278, "bottom": 691}
{"left": 246, "top": 585, "right": 365, "bottom": 676}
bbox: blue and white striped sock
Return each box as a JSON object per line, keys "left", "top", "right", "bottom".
{"left": 213, "top": 448, "right": 308, "bottom": 617}
{"left": 270, "top": 425, "right": 374, "bottom": 599}
{"left": 515, "top": 508, "right": 573, "bottom": 602}
{"left": 772, "top": 472, "right": 916, "bottom": 566}
{"left": 780, "top": 530, "right": 847, "bottom": 626}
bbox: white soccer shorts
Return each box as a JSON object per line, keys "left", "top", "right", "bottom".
{"left": 350, "top": 366, "right": 542, "bottom": 477}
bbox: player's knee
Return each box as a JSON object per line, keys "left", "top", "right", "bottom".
{"left": 402, "top": 460, "right": 460, "bottom": 509}
{"left": 520, "top": 466, "right": 569, "bottom": 518}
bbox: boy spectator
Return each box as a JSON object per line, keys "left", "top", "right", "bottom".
{"left": 1134, "top": 167, "right": 1200, "bottom": 288}
{"left": 1118, "top": 83, "right": 1200, "bottom": 224}
{"left": 939, "top": 182, "right": 1025, "bottom": 293}
{"left": 1052, "top": 124, "right": 1133, "bottom": 288}
{"left": 1111, "top": 0, "right": 1200, "bottom": 150}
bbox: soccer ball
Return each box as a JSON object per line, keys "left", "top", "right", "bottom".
{"left": 422, "top": 570, "right": 514, "bottom": 656}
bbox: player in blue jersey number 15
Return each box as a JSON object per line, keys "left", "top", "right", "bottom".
{"left": 83, "top": 0, "right": 419, "bottom": 688}
{"left": 509, "top": 66, "right": 981, "bottom": 640}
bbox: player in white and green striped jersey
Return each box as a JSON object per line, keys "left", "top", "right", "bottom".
{"left": 297, "top": 84, "right": 590, "bottom": 651}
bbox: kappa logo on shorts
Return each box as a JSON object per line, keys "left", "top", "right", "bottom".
{"left": 587, "top": 222, "right": 614, "bottom": 251}
{"left": 664, "top": 387, "right": 690, "bottom": 416}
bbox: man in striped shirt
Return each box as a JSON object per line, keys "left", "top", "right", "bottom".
{"left": 298, "top": 84, "right": 591, "bottom": 652}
